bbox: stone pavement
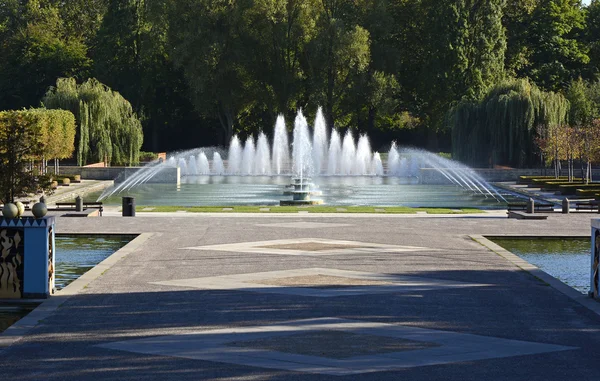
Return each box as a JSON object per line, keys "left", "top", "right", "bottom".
{"left": 1, "top": 213, "right": 600, "bottom": 380}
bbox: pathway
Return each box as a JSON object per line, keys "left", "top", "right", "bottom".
{"left": 1, "top": 213, "right": 599, "bottom": 380}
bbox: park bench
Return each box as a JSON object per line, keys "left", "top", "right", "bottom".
{"left": 575, "top": 201, "right": 598, "bottom": 211}
{"left": 507, "top": 202, "right": 555, "bottom": 212}
{"left": 55, "top": 202, "right": 103, "bottom": 216}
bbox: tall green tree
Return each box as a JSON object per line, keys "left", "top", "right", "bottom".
{"left": 240, "top": 0, "right": 319, "bottom": 119}
{"left": 304, "top": 0, "right": 370, "bottom": 128}
{"left": 584, "top": 0, "right": 600, "bottom": 80}
{"left": 524, "top": 0, "right": 589, "bottom": 91}
{"left": 164, "top": 0, "right": 257, "bottom": 143}
{"left": 409, "top": 0, "right": 507, "bottom": 148}
{"left": 503, "top": 0, "right": 540, "bottom": 77}
{"left": 0, "top": 0, "right": 90, "bottom": 110}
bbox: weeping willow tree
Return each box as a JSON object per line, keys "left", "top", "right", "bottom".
{"left": 449, "top": 79, "right": 569, "bottom": 168}
{"left": 42, "top": 78, "right": 143, "bottom": 166}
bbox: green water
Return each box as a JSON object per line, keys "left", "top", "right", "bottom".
{"left": 0, "top": 235, "right": 132, "bottom": 333}
{"left": 491, "top": 238, "right": 590, "bottom": 293}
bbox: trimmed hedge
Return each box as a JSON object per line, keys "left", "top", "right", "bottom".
{"left": 0, "top": 109, "right": 76, "bottom": 160}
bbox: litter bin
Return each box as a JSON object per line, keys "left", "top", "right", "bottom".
{"left": 75, "top": 196, "right": 83, "bottom": 212}
{"left": 122, "top": 196, "right": 135, "bottom": 217}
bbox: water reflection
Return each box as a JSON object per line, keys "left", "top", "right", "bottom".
{"left": 55, "top": 235, "right": 132, "bottom": 290}
{"left": 491, "top": 238, "right": 590, "bottom": 293}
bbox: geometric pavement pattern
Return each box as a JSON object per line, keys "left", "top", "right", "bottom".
{"left": 150, "top": 268, "right": 491, "bottom": 298}
{"left": 98, "top": 318, "right": 577, "bottom": 376}
{"left": 179, "top": 238, "right": 437, "bottom": 257}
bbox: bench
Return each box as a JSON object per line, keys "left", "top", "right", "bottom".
{"left": 507, "top": 203, "right": 555, "bottom": 212}
{"left": 575, "top": 201, "right": 598, "bottom": 211}
{"left": 55, "top": 202, "right": 103, "bottom": 216}
{"left": 507, "top": 211, "right": 549, "bottom": 220}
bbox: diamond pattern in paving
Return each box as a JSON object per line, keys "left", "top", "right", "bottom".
{"left": 151, "top": 268, "right": 490, "bottom": 297}
{"left": 179, "top": 238, "right": 435, "bottom": 257}
{"left": 99, "top": 318, "right": 576, "bottom": 376}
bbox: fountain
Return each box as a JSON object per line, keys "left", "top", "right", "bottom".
{"left": 280, "top": 110, "right": 323, "bottom": 206}
{"left": 98, "top": 106, "right": 507, "bottom": 206}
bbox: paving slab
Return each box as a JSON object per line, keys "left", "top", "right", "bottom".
{"left": 0, "top": 213, "right": 599, "bottom": 380}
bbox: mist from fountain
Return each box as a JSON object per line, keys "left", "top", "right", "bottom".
{"left": 227, "top": 136, "right": 242, "bottom": 174}
{"left": 340, "top": 131, "right": 356, "bottom": 175}
{"left": 197, "top": 152, "right": 210, "bottom": 175}
{"left": 241, "top": 136, "right": 255, "bottom": 175}
{"left": 372, "top": 152, "right": 384, "bottom": 176}
{"left": 292, "top": 110, "right": 313, "bottom": 182}
{"left": 255, "top": 132, "right": 271, "bottom": 175}
{"left": 327, "top": 129, "right": 342, "bottom": 175}
{"left": 178, "top": 158, "right": 188, "bottom": 176}
{"left": 213, "top": 152, "right": 225, "bottom": 175}
{"left": 313, "top": 107, "right": 328, "bottom": 175}
{"left": 272, "top": 115, "right": 289, "bottom": 175}
{"left": 188, "top": 155, "right": 197, "bottom": 175}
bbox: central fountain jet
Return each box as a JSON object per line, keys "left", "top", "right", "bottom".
{"left": 281, "top": 110, "right": 323, "bottom": 206}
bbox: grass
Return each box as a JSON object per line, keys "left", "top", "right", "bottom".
{"left": 135, "top": 205, "right": 484, "bottom": 214}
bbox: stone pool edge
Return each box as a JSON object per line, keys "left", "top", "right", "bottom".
{"left": 471, "top": 234, "right": 600, "bottom": 318}
{"left": 0, "top": 232, "right": 153, "bottom": 352}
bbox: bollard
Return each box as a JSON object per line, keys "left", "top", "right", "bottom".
{"left": 122, "top": 196, "right": 135, "bottom": 217}
{"left": 562, "top": 198, "right": 570, "bottom": 214}
{"left": 527, "top": 198, "right": 535, "bottom": 214}
{"left": 75, "top": 195, "right": 83, "bottom": 212}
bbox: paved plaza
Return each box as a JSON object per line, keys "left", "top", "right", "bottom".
{"left": 1, "top": 212, "right": 600, "bottom": 379}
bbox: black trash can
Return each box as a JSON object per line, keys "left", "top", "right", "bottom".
{"left": 122, "top": 196, "right": 135, "bottom": 217}
{"left": 75, "top": 196, "right": 83, "bottom": 212}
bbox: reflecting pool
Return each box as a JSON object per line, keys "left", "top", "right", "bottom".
{"left": 0, "top": 234, "right": 133, "bottom": 333}
{"left": 491, "top": 237, "right": 590, "bottom": 294}
{"left": 92, "top": 176, "right": 524, "bottom": 209}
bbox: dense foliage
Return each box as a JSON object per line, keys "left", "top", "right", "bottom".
{"left": 42, "top": 78, "right": 143, "bottom": 166}
{"left": 0, "top": 108, "right": 75, "bottom": 203}
{"left": 1, "top": 0, "right": 600, "bottom": 161}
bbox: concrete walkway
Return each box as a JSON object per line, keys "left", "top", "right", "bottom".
{"left": 1, "top": 213, "right": 600, "bottom": 380}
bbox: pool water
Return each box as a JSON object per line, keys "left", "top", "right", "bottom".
{"left": 491, "top": 238, "right": 590, "bottom": 294}
{"left": 92, "top": 176, "right": 524, "bottom": 208}
{"left": 54, "top": 235, "right": 133, "bottom": 290}
{"left": 0, "top": 235, "right": 132, "bottom": 333}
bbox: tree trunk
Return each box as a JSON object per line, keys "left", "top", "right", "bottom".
{"left": 217, "top": 103, "right": 234, "bottom": 145}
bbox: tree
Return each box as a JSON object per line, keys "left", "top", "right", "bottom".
{"left": 0, "top": 109, "right": 75, "bottom": 203}
{"left": 565, "top": 77, "right": 599, "bottom": 182}
{"left": 584, "top": 0, "right": 600, "bottom": 80}
{"left": 524, "top": 0, "right": 589, "bottom": 91}
{"left": 240, "top": 0, "right": 319, "bottom": 118}
{"left": 164, "top": 0, "right": 256, "bottom": 143}
{"left": 0, "top": 0, "right": 90, "bottom": 110}
{"left": 503, "top": 0, "right": 540, "bottom": 77}
{"left": 414, "top": 0, "right": 507, "bottom": 142}
{"left": 449, "top": 78, "right": 569, "bottom": 167}
{"left": 93, "top": 0, "right": 198, "bottom": 151}
{"left": 42, "top": 78, "right": 143, "bottom": 166}
{"left": 302, "top": 0, "right": 370, "bottom": 128}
